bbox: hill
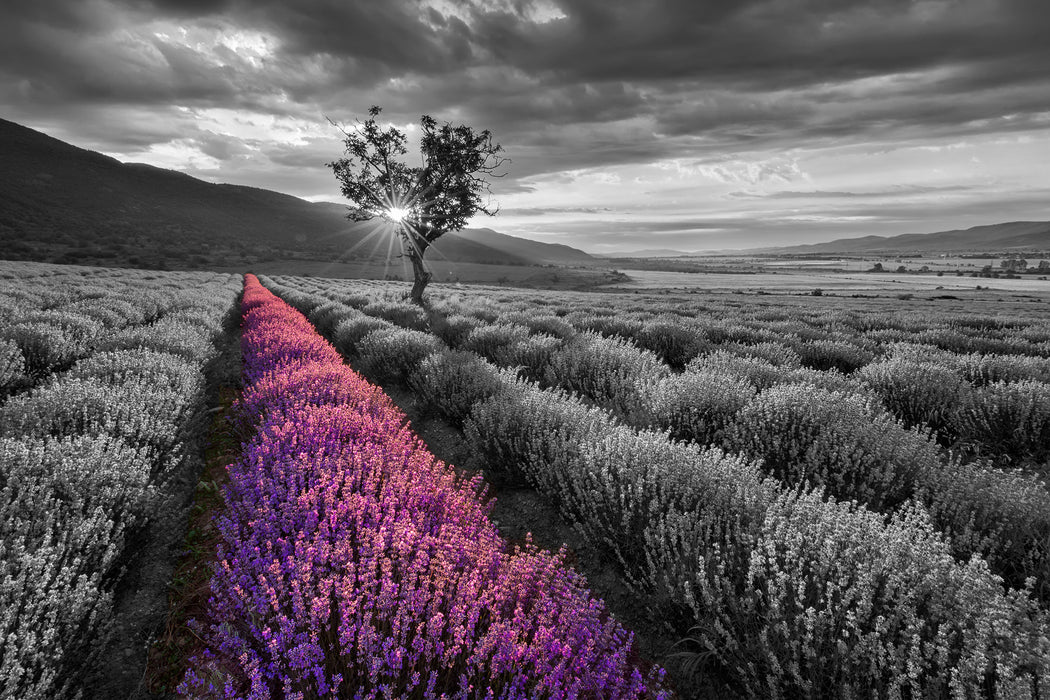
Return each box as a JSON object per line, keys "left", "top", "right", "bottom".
{"left": 602, "top": 248, "right": 694, "bottom": 258}
{"left": 762, "top": 221, "right": 1050, "bottom": 255}
{"left": 0, "top": 117, "right": 594, "bottom": 270}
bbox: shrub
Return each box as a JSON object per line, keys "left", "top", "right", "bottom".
{"left": 429, "top": 313, "right": 483, "bottom": 347}
{"left": 632, "top": 319, "right": 710, "bottom": 370}
{"left": 545, "top": 331, "right": 670, "bottom": 421}
{"left": 571, "top": 314, "right": 645, "bottom": 341}
{"left": 508, "top": 333, "right": 563, "bottom": 381}
{"left": 464, "top": 379, "right": 614, "bottom": 488}
{"left": 257, "top": 274, "right": 1050, "bottom": 697}
{"left": 0, "top": 376, "right": 198, "bottom": 454}
{"left": 779, "top": 366, "right": 863, "bottom": 394}
{"left": 858, "top": 356, "right": 969, "bottom": 440}
{"left": 63, "top": 349, "right": 202, "bottom": 397}
{"left": 330, "top": 314, "right": 391, "bottom": 357}
{"left": 337, "top": 292, "right": 373, "bottom": 309}
{"left": 96, "top": 319, "right": 216, "bottom": 364}
{"left": 355, "top": 327, "right": 444, "bottom": 384}
{"left": 718, "top": 341, "right": 802, "bottom": 368}
{"left": 461, "top": 323, "right": 533, "bottom": 367}
{"left": 234, "top": 363, "right": 397, "bottom": 439}
{"left": 0, "top": 338, "right": 26, "bottom": 393}
{"left": 0, "top": 436, "right": 144, "bottom": 699}
{"left": 915, "top": 327, "right": 1040, "bottom": 357}
{"left": 795, "top": 338, "right": 874, "bottom": 374}
{"left": 500, "top": 311, "right": 576, "bottom": 340}
{"left": 724, "top": 384, "right": 938, "bottom": 511}
{"left": 687, "top": 350, "right": 784, "bottom": 390}
{"left": 14, "top": 310, "right": 103, "bottom": 343}
{"left": 407, "top": 350, "right": 507, "bottom": 426}
{"left": 644, "top": 369, "right": 757, "bottom": 445}
{"left": 308, "top": 300, "right": 361, "bottom": 335}
{"left": 0, "top": 268, "right": 237, "bottom": 700}
{"left": 956, "top": 379, "right": 1050, "bottom": 465}
{"left": 362, "top": 299, "right": 430, "bottom": 332}
{"left": 918, "top": 457, "right": 1050, "bottom": 598}
{"left": 954, "top": 352, "right": 1050, "bottom": 386}
{"left": 2, "top": 322, "right": 79, "bottom": 376}
{"left": 462, "top": 302, "right": 500, "bottom": 323}
{"left": 708, "top": 491, "right": 1050, "bottom": 699}
{"left": 260, "top": 283, "right": 326, "bottom": 315}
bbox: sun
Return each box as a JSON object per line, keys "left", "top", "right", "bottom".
{"left": 386, "top": 206, "right": 410, "bottom": 223}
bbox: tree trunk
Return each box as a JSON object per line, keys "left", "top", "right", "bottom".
{"left": 406, "top": 242, "right": 432, "bottom": 306}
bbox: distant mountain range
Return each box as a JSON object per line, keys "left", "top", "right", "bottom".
{"left": 0, "top": 117, "right": 594, "bottom": 269}
{"left": 761, "top": 221, "right": 1050, "bottom": 255}
{"left": 606, "top": 221, "right": 1050, "bottom": 257}
{"left": 602, "top": 248, "right": 697, "bottom": 258}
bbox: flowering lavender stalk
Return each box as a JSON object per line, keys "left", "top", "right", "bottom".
{"left": 181, "top": 275, "right": 667, "bottom": 699}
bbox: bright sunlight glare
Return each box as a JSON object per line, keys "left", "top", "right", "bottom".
{"left": 387, "top": 207, "right": 410, "bottom": 222}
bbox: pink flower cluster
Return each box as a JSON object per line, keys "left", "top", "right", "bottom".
{"left": 180, "top": 275, "right": 667, "bottom": 699}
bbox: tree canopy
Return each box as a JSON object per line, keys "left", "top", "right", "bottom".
{"left": 328, "top": 106, "right": 507, "bottom": 304}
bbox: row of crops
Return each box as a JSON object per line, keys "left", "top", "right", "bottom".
{"left": 257, "top": 273, "right": 1050, "bottom": 698}
{"left": 0, "top": 261, "right": 240, "bottom": 698}
{"left": 3, "top": 258, "right": 1049, "bottom": 698}
{"left": 179, "top": 275, "right": 668, "bottom": 697}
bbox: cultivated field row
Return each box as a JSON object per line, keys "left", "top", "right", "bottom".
{"left": 0, "top": 261, "right": 241, "bottom": 699}
{"left": 264, "top": 276, "right": 1050, "bottom": 596}
{"left": 259, "top": 273, "right": 1050, "bottom": 698}
{"left": 3, "top": 258, "right": 1048, "bottom": 698}
{"left": 179, "top": 275, "right": 668, "bottom": 697}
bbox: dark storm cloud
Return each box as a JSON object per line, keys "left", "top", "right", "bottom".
{"left": 452, "top": 0, "right": 1050, "bottom": 174}
{"left": 2, "top": 0, "right": 1048, "bottom": 214}
{"left": 7, "top": 0, "right": 1048, "bottom": 142}
{"left": 468, "top": 0, "right": 1050, "bottom": 89}
{"left": 129, "top": 0, "right": 234, "bottom": 14}
{"left": 118, "top": 0, "right": 477, "bottom": 78}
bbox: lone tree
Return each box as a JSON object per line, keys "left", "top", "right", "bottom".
{"left": 328, "top": 106, "right": 507, "bottom": 305}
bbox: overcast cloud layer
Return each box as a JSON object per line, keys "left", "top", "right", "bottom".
{"left": 3, "top": 0, "right": 1048, "bottom": 252}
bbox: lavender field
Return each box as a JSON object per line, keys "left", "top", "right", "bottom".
{"left": 2, "top": 260, "right": 1050, "bottom": 698}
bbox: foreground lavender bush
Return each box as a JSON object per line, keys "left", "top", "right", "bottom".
{"left": 181, "top": 275, "right": 667, "bottom": 699}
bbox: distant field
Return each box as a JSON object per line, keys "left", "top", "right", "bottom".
{"left": 210, "top": 257, "right": 625, "bottom": 289}
{"left": 609, "top": 266, "right": 1050, "bottom": 293}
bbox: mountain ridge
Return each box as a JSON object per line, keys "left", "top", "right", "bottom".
{"left": 759, "top": 221, "right": 1050, "bottom": 255}
{"left": 0, "top": 117, "right": 595, "bottom": 270}
{"left": 602, "top": 221, "right": 1050, "bottom": 257}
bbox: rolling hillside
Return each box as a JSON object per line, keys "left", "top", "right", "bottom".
{"left": 605, "top": 223, "right": 1050, "bottom": 258}
{"left": 763, "top": 221, "right": 1050, "bottom": 255}
{"left": 0, "top": 117, "right": 594, "bottom": 270}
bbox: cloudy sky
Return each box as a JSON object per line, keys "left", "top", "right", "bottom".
{"left": 3, "top": 0, "right": 1048, "bottom": 253}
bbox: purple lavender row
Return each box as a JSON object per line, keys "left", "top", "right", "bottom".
{"left": 180, "top": 275, "right": 668, "bottom": 699}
